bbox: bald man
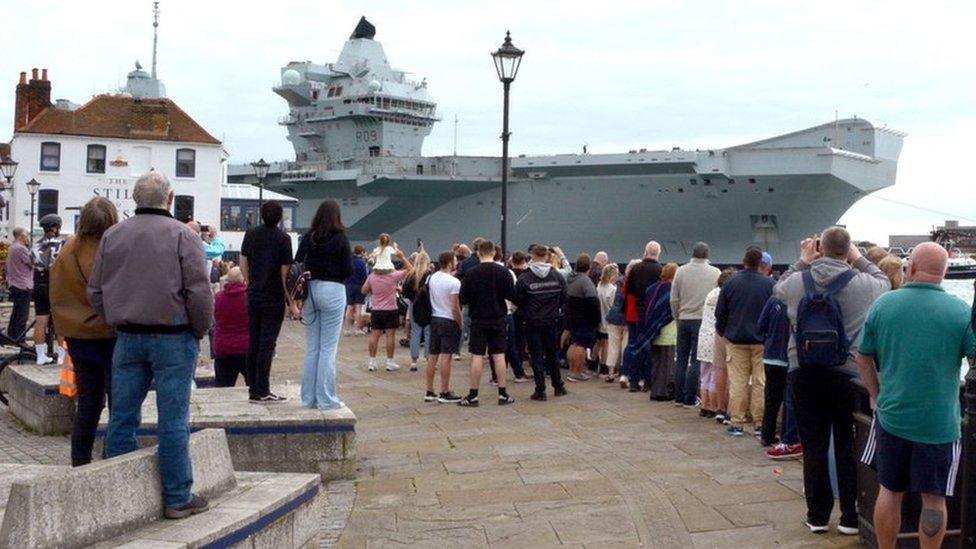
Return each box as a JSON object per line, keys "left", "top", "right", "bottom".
{"left": 588, "top": 251, "right": 609, "bottom": 285}
{"left": 857, "top": 242, "right": 975, "bottom": 549}
{"left": 622, "top": 241, "right": 663, "bottom": 391}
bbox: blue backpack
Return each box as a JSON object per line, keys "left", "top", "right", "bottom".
{"left": 795, "top": 270, "right": 855, "bottom": 368}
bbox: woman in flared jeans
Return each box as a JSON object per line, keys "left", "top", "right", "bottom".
{"left": 301, "top": 280, "right": 346, "bottom": 409}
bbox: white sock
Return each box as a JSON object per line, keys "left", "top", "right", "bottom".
{"left": 368, "top": 357, "right": 376, "bottom": 365}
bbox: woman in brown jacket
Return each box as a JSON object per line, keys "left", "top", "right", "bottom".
{"left": 50, "top": 197, "right": 118, "bottom": 466}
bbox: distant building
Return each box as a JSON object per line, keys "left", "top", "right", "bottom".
{"left": 2, "top": 67, "right": 225, "bottom": 239}
{"left": 888, "top": 234, "right": 930, "bottom": 250}
{"left": 889, "top": 220, "right": 976, "bottom": 254}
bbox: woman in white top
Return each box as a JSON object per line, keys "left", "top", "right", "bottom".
{"left": 697, "top": 268, "right": 736, "bottom": 422}
{"left": 597, "top": 263, "right": 622, "bottom": 380}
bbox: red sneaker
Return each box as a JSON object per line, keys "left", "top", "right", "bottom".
{"left": 766, "top": 443, "right": 803, "bottom": 460}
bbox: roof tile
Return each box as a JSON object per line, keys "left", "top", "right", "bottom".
{"left": 17, "top": 95, "right": 220, "bottom": 145}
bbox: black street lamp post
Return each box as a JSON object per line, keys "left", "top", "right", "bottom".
{"left": 0, "top": 157, "right": 17, "bottom": 188}
{"left": 0, "top": 157, "right": 18, "bottom": 217}
{"left": 26, "top": 178, "right": 40, "bottom": 245}
{"left": 491, "top": 31, "right": 524, "bottom": 255}
{"left": 251, "top": 158, "right": 270, "bottom": 208}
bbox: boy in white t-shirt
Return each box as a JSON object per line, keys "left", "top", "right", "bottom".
{"left": 423, "top": 251, "right": 464, "bottom": 403}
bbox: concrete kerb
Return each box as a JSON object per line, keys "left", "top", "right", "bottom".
{"left": 0, "top": 428, "right": 235, "bottom": 548}
{"left": 94, "top": 385, "right": 357, "bottom": 481}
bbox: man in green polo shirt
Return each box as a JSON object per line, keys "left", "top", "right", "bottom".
{"left": 856, "top": 242, "right": 976, "bottom": 549}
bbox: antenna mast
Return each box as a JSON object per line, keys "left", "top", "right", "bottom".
{"left": 453, "top": 114, "right": 459, "bottom": 157}
{"left": 151, "top": 1, "right": 160, "bottom": 79}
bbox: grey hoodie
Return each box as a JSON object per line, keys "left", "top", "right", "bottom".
{"left": 773, "top": 256, "right": 890, "bottom": 374}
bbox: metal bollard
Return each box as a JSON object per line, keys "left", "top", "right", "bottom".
{"left": 961, "top": 360, "right": 976, "bottom": 547}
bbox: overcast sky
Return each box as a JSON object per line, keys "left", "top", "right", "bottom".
{"left": 2, "top": 0, "right": 974, "bottom": 244}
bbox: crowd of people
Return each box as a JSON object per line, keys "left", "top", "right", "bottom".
{"left": 335, "top": 226, "right": 973, "bottom": 546}
{"left": 6, "top": 169, "right": 974, "bottom": 543}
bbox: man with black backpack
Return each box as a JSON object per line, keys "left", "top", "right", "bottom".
{"left": 774, "top": 226, "right": 889, "bottom": 536}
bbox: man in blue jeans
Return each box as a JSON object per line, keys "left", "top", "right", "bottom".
{"left": 89, "top": 172, "right": 214, "bottom": 519}
{"left": 670, "top": 242, "right": 720, "bottom": 406}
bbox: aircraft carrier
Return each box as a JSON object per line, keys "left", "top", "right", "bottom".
{"left": 229, "top": 17, "right": 905, "bottom": 264}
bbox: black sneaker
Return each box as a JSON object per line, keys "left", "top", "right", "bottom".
{"left": 249, "top": 394, "right": 281, "bottom": 404}
{"left": 424, "top": 391, "right": 437, "bottom": 403}
{"left": 165, "top": 494, "right": 209, "bottom": 519}
{"left": 498, "top": 394, "right": 515, "bottom": 405}
{"left": 458, "top": 395, "right": 479, "bottom": 407}
{"left": 267, "top": 392, "right": 287, "bottom": 402}
{"left": 553, "top": 385, "right": 568, "bottom": 397}
{"left": 530, "top": 392, "right": 547, "bottom": 401}
{"left": 437, "top": 392, "right": 462, "bottom": 403}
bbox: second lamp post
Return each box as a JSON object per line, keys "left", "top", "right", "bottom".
{"left": 491, "top": 31, "right": 524, "bottom": 255}
{"left": 251, "top": 158, "right": 270, "bottom": 208}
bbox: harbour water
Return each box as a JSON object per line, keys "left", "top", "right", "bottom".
{"left": 943, "top": 279, "right": 975, "bottom": 380}
{"left": 945, "top": 278, "right": 974, "bottom": 306}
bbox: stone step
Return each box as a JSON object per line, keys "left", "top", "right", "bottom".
{"left": 96, "top": 385, "right": 357, "bottom": 481}
{"left": 0, "top": 429, "right": 322, "bottom": 548}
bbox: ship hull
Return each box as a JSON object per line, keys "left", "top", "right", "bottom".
{"left": 289, "top": 173, "right": 861, "bottom": 265}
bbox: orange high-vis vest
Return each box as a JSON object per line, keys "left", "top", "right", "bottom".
{"left": 58, "top": 342, "right": 76, "bottom": 398}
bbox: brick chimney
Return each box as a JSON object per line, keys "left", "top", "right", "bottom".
{"left": 14, "top": 68, "right": 52, "bottom": 132}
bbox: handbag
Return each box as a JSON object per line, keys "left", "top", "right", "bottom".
{"left": 288, "top": 263, "right": 311, "bottom": 302}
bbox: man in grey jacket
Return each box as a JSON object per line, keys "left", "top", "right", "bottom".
{"left": 773, "top": 226, "right": 889, "bottom": 536}
{"left": 670, "top": 242, "right": 720, "bottom": 406}
{"left": 89, "top": 172, "right": 214, "bottom": 520}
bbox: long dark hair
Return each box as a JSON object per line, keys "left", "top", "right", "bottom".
{"left": 310, "top": 199, "right": 344, "bottom": 242}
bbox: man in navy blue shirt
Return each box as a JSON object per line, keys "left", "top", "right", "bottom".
{"left": 715, "top": 246, "right": 774, "bottom": 437}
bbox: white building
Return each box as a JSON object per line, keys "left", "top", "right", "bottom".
{"left": 2, "top": 67, "right": 225, "bottom": 237}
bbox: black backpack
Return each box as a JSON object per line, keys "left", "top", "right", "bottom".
{"left": 795, "top": 270, "right": 855, "bottom": 368}
{"left": 411, "top": 273, "right": 433, "bottom": 327}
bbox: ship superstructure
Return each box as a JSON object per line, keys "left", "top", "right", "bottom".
{"left": 232, "top": 17, "right": 905, "bottom": 264}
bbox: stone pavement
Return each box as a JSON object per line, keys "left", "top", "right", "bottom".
{"left": 268, "top": 322, "right": 864, "bottom": 549}
{"left": 0, "top": 319, "right": 865, "bottom": 548}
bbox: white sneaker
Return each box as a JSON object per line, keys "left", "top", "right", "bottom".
{"left": 368, "top": 360, "right": 377, "bottom": 372}
{"left": 385, "top": 360, "right": 401, "bottom": 372}
{"left": 35, "top": 345, "right": 54, "bottom": 365}
{"left": 55, "top": 346, "right": 67, "bottom": 365}
{"left": 836, "top": 524, "right": 859, "bottom": 536}
{"left": 805, "top": 522, "right": 829, "bottom": 534}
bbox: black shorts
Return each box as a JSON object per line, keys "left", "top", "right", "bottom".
{"left": 428, "top": 317, "right": 460, "bottom": 355}
{"left": 370, "top": 310, "right": 399, "bottom": 331}
{"left": 346, "top": 286, "right": 365, "bottom": 305}
{"left": 596, "top": 331, "right": 608, "bottom": 341}
{"left": 469, "top": 320, "right": 506, "bottom": 356}
{"left": 861, "top": 419, "right": 961, "bottom": 496}
{"left": 33, "top": 283, "right": 51, "bottom": 316}
{"left": 569, "top": 327, "right": 597, "bottom": 349}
